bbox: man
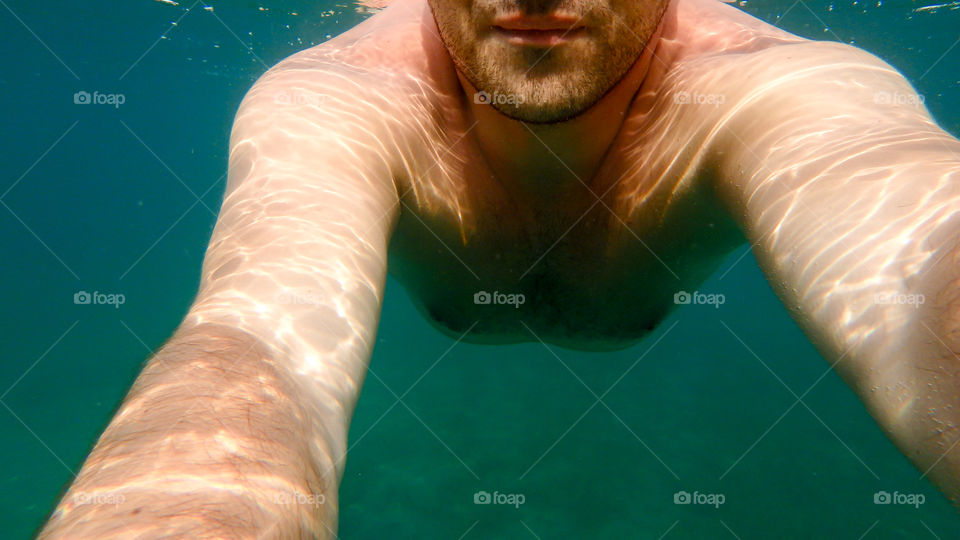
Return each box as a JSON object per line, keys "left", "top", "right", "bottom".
{"left": 40, "top": 0, "right": 960, "bottom": 537}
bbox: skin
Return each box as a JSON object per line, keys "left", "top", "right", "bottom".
{"left": 427, "top": 0, "right": 665, "bottom": 123}
{"left": 40, "top": 0, "right": 960, "bottom": 537}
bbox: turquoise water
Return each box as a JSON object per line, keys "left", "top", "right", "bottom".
{"left": 1, "top": 1, "right": 958, "bottom": 538}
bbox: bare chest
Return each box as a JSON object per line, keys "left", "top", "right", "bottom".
{"left": 386, "top": 141, "right": 740, "bottom": 350}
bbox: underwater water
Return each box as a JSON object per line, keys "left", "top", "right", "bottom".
{"left": 1, "top": 0, "right": 958, "bottom": 538}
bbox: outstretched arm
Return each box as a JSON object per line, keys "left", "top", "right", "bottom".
{"left": 712, "top": 42, "right": 960, "bottom": 503}
{"left": 39, "top": 62, "right": 399, "bottom": 538}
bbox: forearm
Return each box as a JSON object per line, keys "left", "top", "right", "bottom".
{"left": 733, "top": 155, "right": 960, "bottom": 502}
{"left": 39, "top": 322, "right": 342, "bottom": 539}
{"left": 715, "top": 76, "right": 960, "bottom": 500}
{"left": 884, "top": 240, "right": 960, "bottom": 505}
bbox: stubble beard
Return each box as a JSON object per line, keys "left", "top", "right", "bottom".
{"left": 435, "top": 7, "right": 654, "bottom": 124}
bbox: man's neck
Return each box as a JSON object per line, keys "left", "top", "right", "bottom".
{"left": 457, "top": 25, "right": 664, "bottom": 207}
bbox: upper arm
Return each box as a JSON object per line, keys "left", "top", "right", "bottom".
{"left": 703, "top": 42, "right": 960, "bottom": 498}
{"left": 708, "top": 41, "right": 960, "bottom": 408}
{"left": 185, "top": 63, "right": 400, "bottom": 452}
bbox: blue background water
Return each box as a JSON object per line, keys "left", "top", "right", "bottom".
{"left": 1, "top": 0, "right": 958, "bottom": 538}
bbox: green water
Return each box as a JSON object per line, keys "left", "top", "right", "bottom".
{"left": 1, "top": 1, "right": 958, "bottom": 538}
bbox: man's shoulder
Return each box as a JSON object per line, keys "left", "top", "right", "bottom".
{"left": 228, "top": 0, "right": 451, "bottom": 186}
{"left": 626, "top": 1, "right": 910, "bottom": 188}
{"left": 265, "top": 0, "right": 441, "bottom": 83}
{"left": 669, "top": 0, "right": 805, "bottom": 62}
{"left": 670, "top": 0, "right": 886, "bottom": 72}
{"left": 237, "top": 0, "right": 452, "bottom": 129}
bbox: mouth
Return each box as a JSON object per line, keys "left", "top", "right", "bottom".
{"left": 492, "top": 14, "right": 585, "bottom": 47}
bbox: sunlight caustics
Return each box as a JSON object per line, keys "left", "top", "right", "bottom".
{"left": 37, "top": 0, "right": 960, "bottom": 537}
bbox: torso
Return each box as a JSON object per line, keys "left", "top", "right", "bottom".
{"left": 298, "top": 0, "right": 808, "bottom": 350}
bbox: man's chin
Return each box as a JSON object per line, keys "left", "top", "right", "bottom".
{"left": 468, "top": 44, "right": 604, "bottom": 124}
{"left": 488, "top": 100, "right": 591, "bottom": 125}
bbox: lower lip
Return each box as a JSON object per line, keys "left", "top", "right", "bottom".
{"left": 493, "top": 27, "right": 585, "bottom": 47}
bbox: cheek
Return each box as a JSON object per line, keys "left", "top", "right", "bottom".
{"left": 602, "top": 11, "right": 649, "bottom": 57}
{"left": 447, "top": 7, "right": 479, "bottom": 47}
{"left": 606, "top": 1, "right": 661, "bottom": 35}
